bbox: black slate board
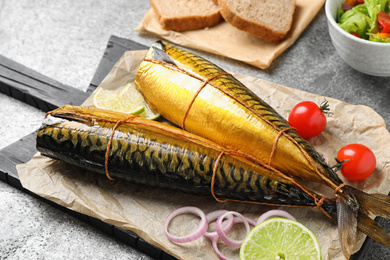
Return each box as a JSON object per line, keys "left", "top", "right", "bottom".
{"left": 0, "top": 55, "right": 88, "bottom": 111}
{"left": 0, "top": 35, "right": 388, "bottom": 260}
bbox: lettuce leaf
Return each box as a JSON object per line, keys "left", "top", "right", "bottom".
{"left": 339, "top": 8, "right": 370, "bottom": 38}
{"left": 364, "top": 0, "right": 381, "bottom": 33}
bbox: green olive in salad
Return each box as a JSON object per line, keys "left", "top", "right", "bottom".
{"left": 337, "top": 0, "right": 390, "bottom": 42}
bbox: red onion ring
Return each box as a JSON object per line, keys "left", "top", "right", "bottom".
{"left": 256, "top": 209, "right": 297, "bottom": 225}
{"left": 204, "top": 210, "right": 234, "bottom": 239}
{"left": 243, "top": 216, "right": 257, "bottom": 227}
{"left": 215, "top": 211, "right": 250, "bottom": 248}
{"left": 229, "top": 215, "right": 257, "bottom": 228}
{"left": 212, "top": 236, "right": 235, "bottom": 260}
{"left": 164, "top": 206, "right": 208, "bottom": 243}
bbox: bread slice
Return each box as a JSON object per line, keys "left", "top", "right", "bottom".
{"left": 150, "top": 0, "right": 223, "bottom": 32}
{"left": 218, "top": 0, "right": 296, "bottom": 42}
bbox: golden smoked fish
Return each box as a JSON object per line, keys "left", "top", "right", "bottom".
{"left": 36, "top": 105, "right": 337, "bottom": 213}
{"left": 134, "top": 41, "right": 390, "bottom": 258}
{"left": 135, "top": 41, "right": 333, "bottom": 185}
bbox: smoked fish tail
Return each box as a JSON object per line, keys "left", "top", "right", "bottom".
{"left": 336, "top": 187, "right": 390, "bottom": 258}
{"left": 349, "top": 186, "right": 390, "bottom": 219}
{"left": 357, "top": 213, "right": 390, "bottom": 248}
{"left": 36, "top": 105, "right": 337, "bottom": 215}
{"left": 351, "top": 186, "right": 390, "bottom": 248}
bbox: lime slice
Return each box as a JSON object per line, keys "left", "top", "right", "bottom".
{"left": 138, "top": 102, "right": 161, "bottom": 120}
{"left": 93, "top": 84, "right": 145, "bottom": 114}
{"left": 119, "top": 83, "right": 160, "bottom": 120}
{"left": 239, "top": 218, "right": 321, "bottom": 260}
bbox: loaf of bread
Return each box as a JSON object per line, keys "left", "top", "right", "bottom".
{"left": 218, "top": 0, "right": 296, "bottom": 42}
{"left": 149, "top": 0, "right": 223, "bottom": 32}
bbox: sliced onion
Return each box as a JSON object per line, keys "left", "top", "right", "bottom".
{"left": 215, "top": 211, "right": 250, "bottom": 248}
{"left": 204, "top": 210, "right": 234, "bottom": 239}
{"left": 244, "top": 216, "right": 257, "bottom": 227}
{"left": 212, "top": 236, "right": 235, "bottom": 260}
{"left": 164, "top": 206, "right": 208, "bottom": 243}
{"left": 256, "top": 209, "right": 297, "bottom": 225}
{"left": 230, "top": 215, "right": 257, "bottom": 228}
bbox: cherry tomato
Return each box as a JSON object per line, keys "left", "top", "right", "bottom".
{"left": 288, "top": 101, "right": 328, "bottom": 139}
{"left": 336, "top": 143, "right": 376, "bottom": 181}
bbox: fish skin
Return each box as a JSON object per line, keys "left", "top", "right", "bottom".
{"left": 134, "top": 40, "right": 341, "bottom": 188}
{"left": 36, "top": 105, "right": 337, "bottom": 214}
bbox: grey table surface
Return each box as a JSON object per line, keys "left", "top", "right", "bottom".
{"left": 0, "top": 0, "right": 389, "bottom": 259}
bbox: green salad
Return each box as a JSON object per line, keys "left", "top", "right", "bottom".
{"left": 337, "top": 0, "right": 390, "bottom": 42}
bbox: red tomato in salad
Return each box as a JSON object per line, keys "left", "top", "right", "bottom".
{"left": 336, "top": 144, "right": 376, "bottom": 181}
{"left": 350, "top": 32, "right": 360, "bottom": 38}
{"left": 378, "top": 11, "right": 390, "bottom": 33}
{"left": 288, "top": 101, "right": 327, "bottom": 139}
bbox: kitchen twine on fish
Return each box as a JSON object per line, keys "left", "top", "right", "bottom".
{"left": 47, "top": 107, "right": 332, "bottom": 218}
{"left": 181, "top": 72, "right": 231, "bottom": 131}
{"left": 104, "top": 115, "right": 141, "bottom": 180}
{"left": 268, "top": 126, "right": 296, "bottom": 167}
{"left": 46, "top": 108, "right": 139, "bottom": 181}
{"left": 209, "top": 149, "right": 332, "bottom": 218}
{"left": 334, "top": 183, "right": 347, "bottom": 194}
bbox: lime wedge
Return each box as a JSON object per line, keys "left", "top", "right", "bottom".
{"left": 138, "top": 102, "right": 161, "bottom": 120}
{"left": 93, "top": 83, "right": 160, "bottom": 120}
{"left": 93, "top": 84, "right": 145, "bottom": 114}
{"left": 239, "top": 218, "right": 321, "bottom": 260}
{"left": 119, "top": 83, "right": 160, "bottom": 120}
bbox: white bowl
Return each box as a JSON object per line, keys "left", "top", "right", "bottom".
{"left": 325, "top": 0, "right": 390, "bottom": 77}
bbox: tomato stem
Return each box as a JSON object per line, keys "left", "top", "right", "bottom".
{"left": 331, "top": 156, "right": 352, "bottom": 172}
{"left": 319, "top": 100, "right": 332, "bottom": 115}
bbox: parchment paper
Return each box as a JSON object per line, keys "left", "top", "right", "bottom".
{"left": 17, "top": 50, "right": 390, "bottom": 260}
{"left": 135, "top": 0, "right": 326, "bottom": 69}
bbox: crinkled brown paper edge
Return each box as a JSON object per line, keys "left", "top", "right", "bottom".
{"left": 135, "top": 0, "right": 325, "bottom": 69}
{"left": 17, "top": 50, "right": 390, "bottom": 260}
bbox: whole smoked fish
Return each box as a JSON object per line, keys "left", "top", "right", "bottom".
{"left": 37, "top": 105, "right": 336, "bottom": 213}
